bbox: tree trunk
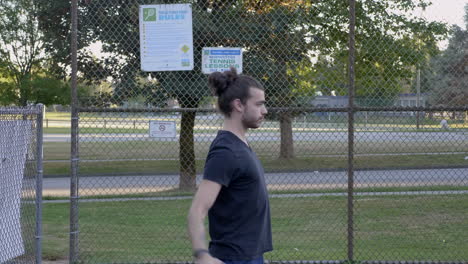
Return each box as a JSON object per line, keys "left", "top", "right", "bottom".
{"left": 279, "top": 111, "right": 294, "bottom": 159}
{"left": 179, "top": 110, "right": 197, "bottom": 190}
{"left": 19, "top": 83, "right": 28, "bottom": 106}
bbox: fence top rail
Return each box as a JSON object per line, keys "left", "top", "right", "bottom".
{"left": 78, "top": 106, "right": 468, "bottom": 113}
{"left": 0, "top": 105, "right": 43, "bottom": 115}
{"left": 78, "top": 107, "right": 217, "bottom": 113}
{"left": 353, "top": 106, "right": 468, "bottom": 112}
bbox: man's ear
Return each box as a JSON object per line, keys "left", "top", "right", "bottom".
{"left": 231, "top": 98, "right": 244, "bottom": 113}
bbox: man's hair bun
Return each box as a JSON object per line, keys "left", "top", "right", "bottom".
{"left": 208, "top": 67, "right": 238, "bottom": 96}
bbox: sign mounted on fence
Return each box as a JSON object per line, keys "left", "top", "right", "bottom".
{"left": 139, "top": 4, "right": 194, "bottom": 71}
{"left": 149, "top": 121, "right": 177, "bottom": 138}
{"left": 202, "top": 47, "right": 243, "bottom": 74}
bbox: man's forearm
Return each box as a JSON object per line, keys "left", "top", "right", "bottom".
{"left": 188, "top": 208, "right": 208, "bottom": 251}
{"left": 187, "top": 180, "right": 222, "bottom": 261}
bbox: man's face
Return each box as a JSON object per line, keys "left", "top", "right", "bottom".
{"left": 241, "top": 87, "right": 267, "bottom": 129}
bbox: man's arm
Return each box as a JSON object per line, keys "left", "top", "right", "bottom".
{"left": 188, "top": 179, "right": 223, "bottom": 264}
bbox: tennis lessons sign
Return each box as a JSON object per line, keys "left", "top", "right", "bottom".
{"left": 202, "top": 47, "right": 243, "bottom": 74}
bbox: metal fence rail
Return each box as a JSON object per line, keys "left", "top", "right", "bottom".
{"left": 0, "top": 105, "right": 43, "bottom": 264}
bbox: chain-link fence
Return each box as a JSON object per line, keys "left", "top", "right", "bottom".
{"left": 66, "top": 0, "right": 468, "bottom": 263}
{"left": 0, "top": 105, "right": 43, "bottom": 264}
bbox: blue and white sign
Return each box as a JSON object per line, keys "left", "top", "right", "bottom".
{"left": 139, "top": 4, "right": 194, "bottom": 71}
{"left": 202, "top": 47, "right": 243, "bottom": 74}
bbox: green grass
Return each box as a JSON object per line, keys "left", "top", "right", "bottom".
{"left": 43, "top": 152, "right": 468, "bottom": 177}
{"left": 44, "top": 138, "right": 468, "bottom": 162}
{"left": 42, "top": 139, "right": 468, "bottom": 176}
{"left": 45, "top": 112, "right": 71, "bottom": 119}
{"left": 42, "top": 111, "right": 468, "bottom": 134}
{"left": 42, "top": 194, "right": 468, "bottom": 262}
{"left": 42, "top": 204, "right": 69, "bottom": 261}
{"left": 45, "top": 111, "right": 468, "bottom": 125}
{"left": 44, "top": 127, "right": 74, "bottom": 134}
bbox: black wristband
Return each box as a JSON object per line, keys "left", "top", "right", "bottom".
{"left": 193, "top": 249, "right": 210, "bottom": 258}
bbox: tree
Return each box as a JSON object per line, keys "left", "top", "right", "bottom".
{"left": 427, "top": 5, "right": 468, "bottom": 107}
{"left": 236, "top": 2, "right": 314, "bottom": 159}
{"left": 231, "top": 0, "right": 447, "bottom": 157}
{"left": 35, "top": 0, "right": 449, "bottom": 190}
{"left": 0, "top": 61, "right": 15, "bottom": 105}
{"left": 35, "top": 0, "right": 219, "bottom": 190}
{"left": 296, "top": 0, "right": 447, "bottom": 108}
{"left": 70, "top": 0, "right": 314, "bottom": 188}
{"left": 0, "top": 0, "right": 43, "bottom": 105}
{"left": 0, "top": 0, "right": 72, "bottom": 106}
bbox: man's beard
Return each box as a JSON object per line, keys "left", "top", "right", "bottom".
{"left": 242, "top": 114, "right": 262, "bottom": 129}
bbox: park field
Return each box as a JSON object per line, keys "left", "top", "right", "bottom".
{"left": 43, "top": 110, "right": 468, "bottom": 134}
{"left": 42, "top": 193, "right": 468, "bottom": 262}
{"left": 42, "top": 139, "right": 468, "bottom": 176}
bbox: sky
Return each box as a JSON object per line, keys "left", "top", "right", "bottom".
{"left": 414, "top": 0, "right": 467, "bottom": 48}
{"left": 416, "top": 0, "right": 466, "bottom": 28}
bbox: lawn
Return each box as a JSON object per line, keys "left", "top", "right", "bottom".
{"left": 39, "top": 112, "right": 468, "bottom": 262}
{"left": 41, "top": 113, "right": 468, "bottom": 176}
{"left": 42, "top": 194, "right": 468, "bottom": 263}
{"left": 42, "top": 153, "right": 468, "bottom": 177}
{"left": 44, "top": 139, "right": 467, "bottom": 161}
{"left": 42, "top": 111, "right": 468, "bottom": 134}
{"left": 42, "top": 139, "right": 468, "bottom": 176}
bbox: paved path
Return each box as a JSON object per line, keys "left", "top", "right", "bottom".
{"left": 42, "top": 168, "right": 468, "bottom": 197}
{"left": 44, "top": 131, "right": 468, "bottom": 143}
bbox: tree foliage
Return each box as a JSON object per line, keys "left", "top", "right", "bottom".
{"left": 34, "top": 0, "right": 451, "bottom": 188}
{"left": 0, "top": 0, "right": 42, "bottom": 105}
{"left": 309, "top": 0, "right": 448, "bottom": 106}
{"left": 0, "top": 0, "right": 72, "bottom": 106}
{"left": 426, "top": 5, "right": 468, "bottom": 107}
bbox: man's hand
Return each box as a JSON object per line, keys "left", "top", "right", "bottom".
{"left": 195, "top": 253, "right": 223, "bottom": 264}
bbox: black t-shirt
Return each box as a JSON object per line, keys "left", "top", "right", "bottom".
{"left": 203, "top": 130, "right": 273, "bottom": 260}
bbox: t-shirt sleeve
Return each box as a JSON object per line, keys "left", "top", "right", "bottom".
{"left": 203, "top": 146, "right": 239, "bottom": 187}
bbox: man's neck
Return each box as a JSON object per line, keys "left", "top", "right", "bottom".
{"left": 222, "top": 119, "right": 248, "bottom": 145}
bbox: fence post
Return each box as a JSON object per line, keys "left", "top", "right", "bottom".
{"left": 70, "top": 0, "right": 79, "bottom": 262}
{"left": 347, "top": 0, "right": 356, "bottom": 262}
{"left": 35, "top": 104, "right": 44, "bottom": 264}
{"left": 416, "top": 69, "right": 421, "bottom": 130}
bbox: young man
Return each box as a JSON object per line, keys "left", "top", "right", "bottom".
{"left": 188, "top": 68, "right": 272, "bottom": 264}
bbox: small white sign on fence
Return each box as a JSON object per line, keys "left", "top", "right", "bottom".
{"left": 149, "top": 121, "right": 177, "bottom": 138}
